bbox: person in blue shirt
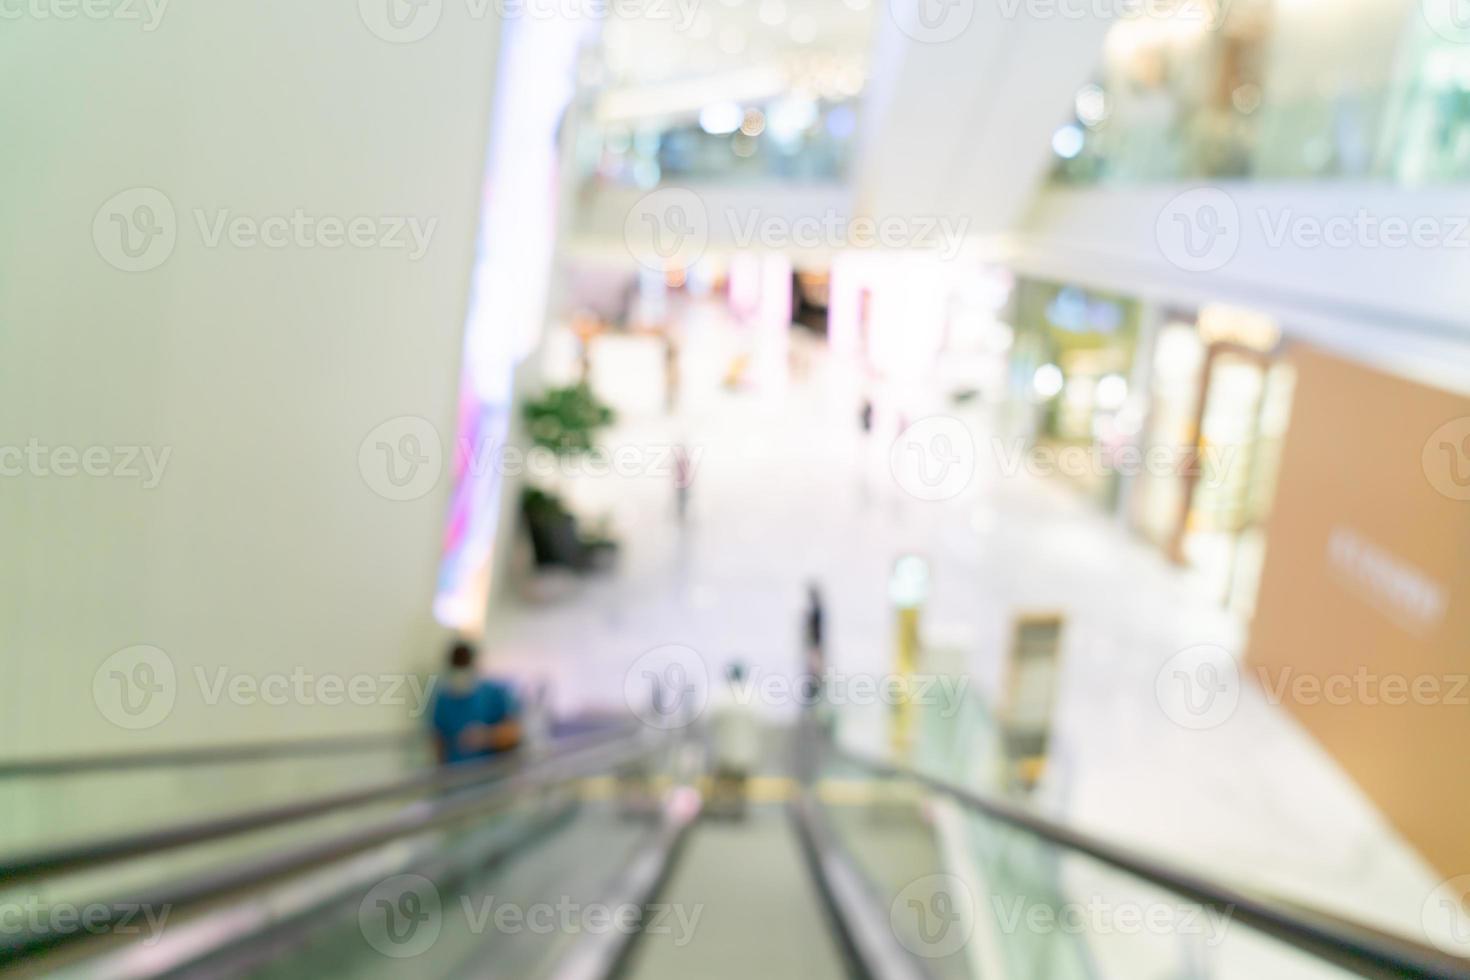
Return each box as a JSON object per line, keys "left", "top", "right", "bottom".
{"left": 429, "top": 641, "right": 522, "bottom": 765}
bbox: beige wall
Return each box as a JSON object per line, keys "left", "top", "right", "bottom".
{"left": 1248, "top": 344, "right": 1470, "bottom": 876}
{"left": 0, "top": 3, "right": 501, "bottom": 757}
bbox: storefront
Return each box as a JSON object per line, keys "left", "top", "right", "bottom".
{"left": 1129, "top": 304, "right": 1294, "bottom": 615}
{"left": 1010, "top": 281, "right": 1296, "bottom": 614}
{"left": 1009, "top": 278, "right": 1143, "bottom": 508}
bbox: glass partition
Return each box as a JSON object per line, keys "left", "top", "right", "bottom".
{"left": 1049, "top": 0, "right": 1470, "bottom": 185}
{"left": 811, "top": 749, "right": 1367, "bottom": 979}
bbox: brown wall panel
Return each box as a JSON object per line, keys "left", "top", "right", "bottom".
{"left": 1248, "top": 344, "right": 1470, "bottom": 877}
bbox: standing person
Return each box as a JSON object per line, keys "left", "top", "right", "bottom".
{"left": 797, "top": 584, "right": 830, "bottom": 778}
{"left": 709, "top": 661, "right": 761, "bottom": 819}
{"left": 856, "top": 398, "right": 876, "bottom": 504}
{"left": 663, "top": 335, "right": 680, "bottom": 414}
{"left": 804, "top": 583, "right": 825, "bottom": 661}
{"left": 672, "top": 443, "right": 694, "bottom": 524}
{"left": 801, "top": 583, "right": 826, "bottom": 703}
{"left": 429, "top": 641, "right": 522, "bottom": 766}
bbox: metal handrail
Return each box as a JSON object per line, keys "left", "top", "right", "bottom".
{"left": 791, "top": 787, "right": 930, "bottom": 980}
{"left": 0, "top": 731, "right": 423, "bottom": 779}
{"left": 834, "top": 747, "right": 1470, "bottom": 980}
{"left": 0, "top": 731, "right": 661, "bottom": 967}
{"left": 0, "top": 726, "right": 635, "bottom": 884}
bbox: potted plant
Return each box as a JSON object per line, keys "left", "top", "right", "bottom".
{"left": 519, "top": 383, "right": 618, "bottom": 571}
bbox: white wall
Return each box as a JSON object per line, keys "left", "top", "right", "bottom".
{"left": 1009, "top": 182, "right": 1470, "bottom": 395}
{"left": 567, "top": 180, "right": 856, "bottom": 260}
{"left": 856, "top": 2, "right": 1112, "bottom": 234}
{"left": 0, "top": 2, "right": 502, "bottom": 757}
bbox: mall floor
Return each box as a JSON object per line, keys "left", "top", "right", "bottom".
{"left": 482, "top": 299, "right": 1443, "bottom": 944}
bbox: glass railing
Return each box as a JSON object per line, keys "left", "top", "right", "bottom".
{"left": 811, "top": 673, "right": 1470, "bottom": 980}
{"left": 575, "top": 97, "right": 861, "bottom": 191}
{"left": 1048, "top": 7, "right": 1470, "bottom": 187}
{"left": 807, "top": 725, "right": 1469, "bottom": 980}
{"left": 1050, "top": 91, "right": 1411, "bottom": 186}
{"left": 0, "top": 729, "right": 678, "bottom": 977}
{"left": 9, "top": 707, "right": 1467, "bottom": 979}
{"left": 0, "top": 737, "right": 430, "bottom": 854}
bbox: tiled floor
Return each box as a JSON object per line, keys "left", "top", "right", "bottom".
{"left": 483, "top": 303, "right": 1443, "bottom": 946}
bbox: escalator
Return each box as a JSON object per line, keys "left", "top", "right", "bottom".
{"left": 3, "top": 723, "right": 1468, "bottom": 980}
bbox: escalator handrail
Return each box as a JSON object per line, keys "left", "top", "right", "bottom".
{"left": 0, "top": 730, "right": 662, "bottom": 968}
{"left": 0, "top": 731, "right": 422, "bottom": 779}
{"left": 0, "top": 725, "right": 638, "bottom": 885}
{"left": 835, "top": 747, "right": 1470, "bottom": 980}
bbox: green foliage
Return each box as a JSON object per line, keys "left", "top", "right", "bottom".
{"left": 522, "top": 382, "right": 615, "bottom": 456}
{"left": 521, "top": 485, "right": 569, "bottom": 521}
